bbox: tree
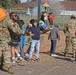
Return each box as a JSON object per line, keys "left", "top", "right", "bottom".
{"left": 0, "top": 0, "right": 21, "bottom": 8}
{"left": 15, "top": 0, "right": 21, "bottom": 4}
{"left": 1, "top": 0, "right": 9, "bottom": 8}
{"left": 11, "top": 0, "right": 21, "bottom": 5}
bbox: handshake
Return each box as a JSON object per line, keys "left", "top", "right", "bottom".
{"left": 24, "top": 30, "right": 29, "bottom": 35}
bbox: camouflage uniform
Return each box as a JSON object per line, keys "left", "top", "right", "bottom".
{"left": 0, "top": 19, "right": 25, "bottom": 73}
{"left": 5, "top": 19, "right": 24, "bottom": 36}
{"left": 0, "top": 26, "right": 13, "bottom": 73}
{"left": 63, "top": 19, "right": 76, "bottom": 58}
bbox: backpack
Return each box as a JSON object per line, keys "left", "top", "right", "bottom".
{"left": 39, "top": 21, "right": 48, "bottom": 30}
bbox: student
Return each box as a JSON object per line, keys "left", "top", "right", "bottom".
{"left": 25, "top": 19, "right": 34, "bottom": 57}
{"left": 48, "top": 13, "right": 54, "bottom": 27}
{"left": 28, "top": 20, "right": 40, "bottom": 62}
{"left": 48, "top": 23, "right": 60, "bottom": 56}
{"left": 19, "top": 20, "right": 26, "bottom": 60}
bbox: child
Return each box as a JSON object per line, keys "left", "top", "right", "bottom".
{"left": 25, "top": 19, "right": 34, "bottom": 57}
{"left": 48, "top": 23, "right": 60, "bottom": 56}
{"left": 19, "top": 20, "right": 26, "bottom": 60}
{"left": 28, "top": 20, "right": 40, "bottom": 62}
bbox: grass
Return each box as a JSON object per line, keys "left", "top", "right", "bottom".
{"left": 19, "top": 16, "right": 37, "bottom": 24}
{"left": 2, "top": 15, "right": 70, "bottom": 29}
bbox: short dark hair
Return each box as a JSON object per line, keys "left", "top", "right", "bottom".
{"left": 20, "top": 20, "right": 24, "bottom": 25}
{"left": 50, "top": 13, "right": 53, "bottom": 14}
{"left": 30, "top": 19, "right": 35, "bottom": 24}
{"left": 9, "top": 12, "right": 15, "bottom": 18}
{"left": 70, "top": 15, "right": 76, "bottom": 19}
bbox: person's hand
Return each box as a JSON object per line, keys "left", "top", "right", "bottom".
{"left": 28, "top": 24, "right": 32, "bottom": 27}
{"left": 30, "top": 33, "right": 34, "bottom": 36}
{"left": 0, "top": 28, "right": 2, "bottom": 31}
{"left": 24, "top": 30, "right": 29, "bottom": 35}
{"left": 74, "top": 31, "right": 76, "bottom": 36}
{"left": 58, "top": 38, "right": 60, "bottom": 41}
{"left": 29, "top": 31, "right": 35, "bottom": 36}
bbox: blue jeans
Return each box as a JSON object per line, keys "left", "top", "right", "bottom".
{"left": 50, "top": 40, "right": 57, "bottom": 54}
{"left": 19, "top": 36, "right": 26, "bottom": 59}
{"left": 29, "top": 40, "right": 40, "bottom": 59}
{"left": 26, "top": 43, "right": 31, "bottom": 54}
{"left": 26, "top": 42, "right": 36, "bottom": 54}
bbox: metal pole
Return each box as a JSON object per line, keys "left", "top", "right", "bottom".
{"left": 38, "top": 0, "right": 41, "bottom": 22}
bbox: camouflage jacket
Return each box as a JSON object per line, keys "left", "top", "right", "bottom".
{"left": 63, "top": 19, "right": 76, "bottom": 37}
{"left": 0, "top": 19, "right": 24, "bottom": 42}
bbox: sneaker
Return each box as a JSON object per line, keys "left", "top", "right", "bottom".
{"left": 51, "top": 54, "right": 57, "bottom": 57}
{"left": 25, "top": 53, "right": 29, "bottom": 57}
{"left": 18, "top": 56, "right": 23, "bottom": 61}
{"left": 21, "top": 58, "right": 25, "bottom": 61}
{"left": 11, "top": 59, "right": 16, "bottom": 63}
{"left": 75, "top": 58, "right": 76, "bottom": 62}
{"left": 28, "top": 59, "right": 33, "bottom": 62}
{"left": 36, "top": 58, "right": 40, "bottom": 62}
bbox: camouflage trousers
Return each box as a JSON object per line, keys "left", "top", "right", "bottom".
{"left": 71, "top": 38, "right": 76, "bottom": 57}
{"left": 65, "top": 37, "right": 76, "bottom": 56}
{"left": 0, "top": 41, "right": 12, "bottom": 68}
{"left": 65, "top": 36, "right": 72, "bottom": 53}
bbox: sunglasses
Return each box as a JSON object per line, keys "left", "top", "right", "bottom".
{"left": 12, "top": 14, "right": 17, "bottom": 17}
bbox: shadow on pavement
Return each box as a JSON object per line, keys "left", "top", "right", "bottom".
{"left": 40, "top": 51, "right": 64, "bottom": 56}
{"left": 54, "top": 56, "right": 72, "bottom": 62}
{"left": 40, "top": 51, "right": 50, "bottom": 55}
{"left": 40, "top": 51, "right": 74, "bottom": 63}
{"left": 56, "top": 52, "right": 64, "bottom": 56}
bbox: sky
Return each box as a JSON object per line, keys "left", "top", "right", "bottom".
{"left": 21, "top": 0, "right": 64, "bottom": 3}
{"left": 21, "top": 0, "right": 27, "bottom": 2}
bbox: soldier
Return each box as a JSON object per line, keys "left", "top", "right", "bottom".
{"left": 0, "top": 11, "right": 14, "bottom": 73}
{"left": 63, "top": 15, "right": 76, "bottom": 61}
{"left": 5, "top": 12, "right": 27, "bottom": 62}
{"left": 0, "top": 12, "right": 27, "bottom": 73}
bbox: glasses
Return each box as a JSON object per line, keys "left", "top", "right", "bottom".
{"left": 12, "top": 14, "right": 17, "bottom": 17}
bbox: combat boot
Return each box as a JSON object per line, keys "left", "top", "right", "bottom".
{"left": 64, "top": 52, "right": 68, "bottom": 57}
{"left": 2, "top": 64, "right": 6, "bottom": 69}
{"left": 72, "top": 53, "right": 75, "bottom": 58}
{"left": 8, "top": 67, "right": 14, "bottom": 74}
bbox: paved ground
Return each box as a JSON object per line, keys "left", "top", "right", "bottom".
{"left": 0, "top": 31, "right": 76, "bottom": 75}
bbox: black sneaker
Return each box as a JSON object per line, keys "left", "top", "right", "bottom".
{"left": 75, "top": 59, "right": 76, "bottom": 62}
{"left": 28, "top": 59, "right": 33, "bottom": 62}
{"left": 36, "top": 58, "right": 40, "bottom": 62}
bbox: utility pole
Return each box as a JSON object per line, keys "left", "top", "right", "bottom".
{"left": 38, "top": 0, "right": 41, "bottom": 22}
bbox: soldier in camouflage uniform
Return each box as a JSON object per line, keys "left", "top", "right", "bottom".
{"left": 0, "top": 38, "right": 13, "bottom": 74}
{"left": 0, "top": 12, "right": 26, "bottom": 73}
{"left": 7, "top": 12, "right": 26, "bottom": 64}
{"left": 63, "top": 15, "right": 76, "bottom": 61}
{"left": 0, "top": 22, "right": 13, "bottom": 73}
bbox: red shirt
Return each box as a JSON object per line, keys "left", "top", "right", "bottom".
{"left": 49, "top": 15, "right": 54, "bottom": 21}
